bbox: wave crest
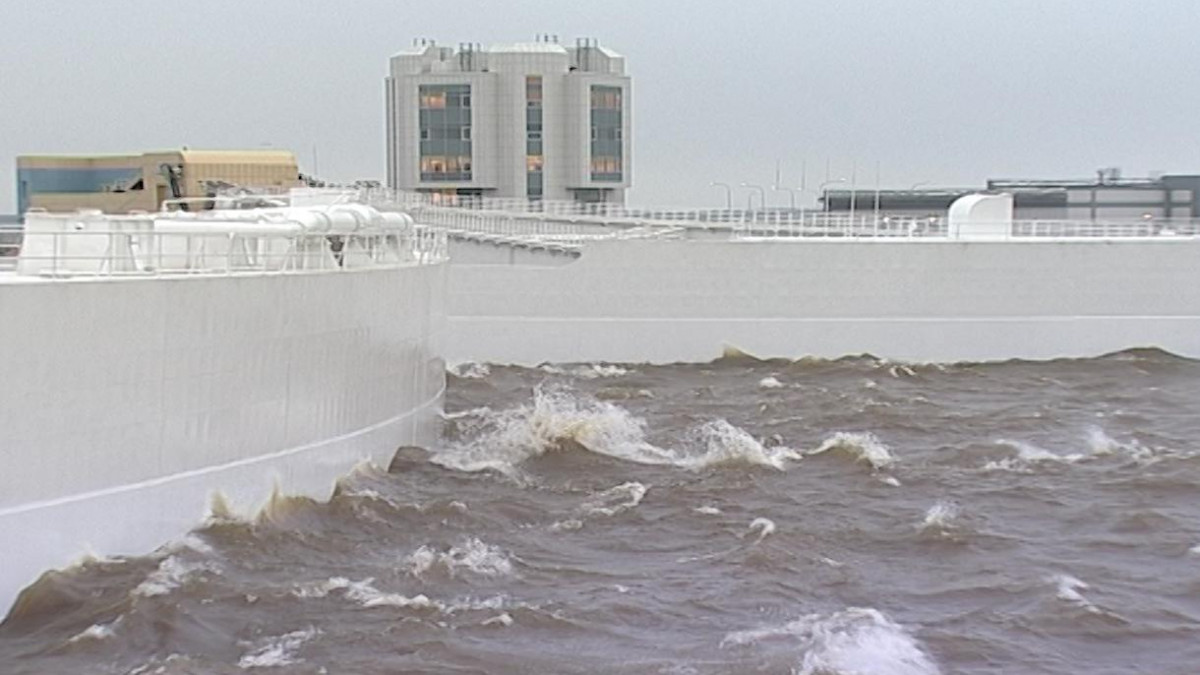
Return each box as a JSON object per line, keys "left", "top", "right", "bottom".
{"left": 433, "top": 387, "right": 799, "bottom": 474}
{"left": 723, "top": 607, "right": 941, "bottom": 675}
{"left": 808, "top": 432, "right": 897, "bottom": 471}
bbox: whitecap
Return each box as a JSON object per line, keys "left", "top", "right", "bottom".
{"left": 404, "top": 537, "right": 513, "bottom": 579}
{"left": 68, "top": 617, "right": 121, "bottom": 643}
{"left": 238, "top": 627, "right": 319, "bottom": 669}
{"left": 430, "top": 385, "right": 674, "bottom": 474}
{"left": 918, "top": 501, "right": 959, "bottom": 532}
{"left": 132, "top": 556, "right": 219, "bottom": 598}
{"left": 449, "top": 362, "right": 491, "bottom": 379}
{"left": 541, "top": 363, "right": 630, "bottom": 379}
{"left": 722, "top": 607, "right": 940, "bottom": 675}
{"left": 1189, "top": 544, "right": 1200, "bottom": 557}
{"left": 431, "top": 387, "right": 798, "bottom": 474}
{"left": 748, "top": 517, "right": 776, "bottom": 543}
{"left": 683, "top": 419, "right": 802, "bottom": 471}
{"left": 1050, "top": 574, "right": 1104, "bottom": 615}
{"left": 758, "top": 376, "right": 784, "bottom": 389}
{"left": 694, "top": 505, "right": 722, "bottom": 515}
{"left": 582, "top": 482, "right": 648, "bottom": 516}
{"left": 808, "top": 432, "right": 896, "bottom": 470}
{"left": 481, "top": 613, "right": 514, "bottom": 627}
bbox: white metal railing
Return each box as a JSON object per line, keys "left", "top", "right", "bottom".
{"left": 363, "top": 188, "right": 1200, "bottom": 242}
{"left": 402, "top": 205, "right": 683, "bottom": 249}
{"left": 6, "top": 211, "right": 447, "bottom": 280}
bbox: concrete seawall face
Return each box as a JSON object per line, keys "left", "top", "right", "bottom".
{"left": 446, "top": 238, "right": 1200, "bottom": 364}
{"left": 0, "top": 262, "right": 447, "bottom": 616}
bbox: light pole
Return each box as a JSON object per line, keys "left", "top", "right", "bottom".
{"left": 773, "top": 185, "right": 802, "bottom": 210}
{"left": 740, "top": 182, "right": 766, "bottom": 212}
{"left": 710, "top": 181, "right": 732, "bottom": 210}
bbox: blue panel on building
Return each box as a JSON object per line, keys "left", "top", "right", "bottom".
{"left": 16, "top": 167, "right": 143, "bottom": 214}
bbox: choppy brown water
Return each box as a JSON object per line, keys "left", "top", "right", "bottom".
{"left": 3, "top": 350, "right": 1200, "bottom": 674}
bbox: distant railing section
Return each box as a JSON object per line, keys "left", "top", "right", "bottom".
{"left": 9, "top": 208, "right": 446, "bottom": 280}
{"left": 403, "top": 205, "right": 683, "bottom": 250}
{"left": 364, "top": 188, "right": 1200, "bottom": 241}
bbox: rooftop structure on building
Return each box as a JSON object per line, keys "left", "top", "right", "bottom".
{"left": 385, "top": 36, "right": 631, "bottom": 204}
{"left": 16, "top": 149, "right": 301, "bottom": 215}
{"left": 821, "top": 170, "right": 1200, "bottom": 222}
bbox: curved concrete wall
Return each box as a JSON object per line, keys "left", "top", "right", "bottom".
{"left": 447, "top": 238, "right": 1200, "bottom": 364}
{"left": 0, "top": 262, "right": 447, "bottom": 616}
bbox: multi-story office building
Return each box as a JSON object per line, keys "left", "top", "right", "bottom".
{"left": 16, "top": 150, "right": 300, "bottom": 215}
{"left": 385, "top": 37, "right": 631, "bottom": 204}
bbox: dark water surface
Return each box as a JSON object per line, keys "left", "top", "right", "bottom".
{"left": 3, "top": 351, "right": 1200, "bottom": 674}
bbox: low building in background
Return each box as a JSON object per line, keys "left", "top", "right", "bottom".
{"left": 821, "top": 171, "right": 1200, "bottom": 222}
{"left": 386, "top": 36, "right": 631, "bottom": 204}
{"left": 16, "top": 150, "right": 301, "bottom": 215}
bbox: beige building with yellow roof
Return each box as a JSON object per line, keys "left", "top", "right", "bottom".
{"left": 16, "top": 150, "right": 301, "bottom": 214}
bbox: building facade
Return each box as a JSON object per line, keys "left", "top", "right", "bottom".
{"left": 822, "top": 172, "right": 1200, "bottom": 222}
{"left": 16, "top": 150, "right": 300, "bottom": 215}
{"left": 386, "top": 37, "right": 631, "bottom": 204}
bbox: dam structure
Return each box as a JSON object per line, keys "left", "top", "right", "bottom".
{"left": 373, "top": 189, "right": 1200, "bottom": 366}
{"left": 0, "top": 191, "right": 448, "bottom": 617}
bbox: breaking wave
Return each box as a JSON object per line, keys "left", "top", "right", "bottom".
{"left": 292, "top": 577, "right": 508, "bottom": 616}
{"left": 582, "top": 482, "right": 648, "bottom": 517}
{"left": 918, "top": 500, "right": 960, "bottom": 533}
{"left": 238, "top": 627, "right": 319, "bottom": 669}
{"left": 722, "top": 607, "right": 941, "bottom": 675}
{"left": 982, "top": 428, "right": 1191, "bottom": 472}
{"left": 431, "top": 386, "right": 800, "bottom": 474}
{"left": 448, "top": 362, "right": 491, "bottom": 379}
{"left": 540, "top": 363, "right": 631, "bottom": 379}
{"left": 132, "top": 555, "right": 219, "bottom": 599}
{"left": 404, "top": 537, "right": 514, "bottom": 579}
{"left": 807, "top": 432, "right": 897, "bottom": 471}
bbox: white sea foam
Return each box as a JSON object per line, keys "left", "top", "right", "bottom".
{"left": 68, "top": 617, "right": 121, "bottom": 643}
{"left": 695, "top": 505, "right": 722, "bottom": 515}
{"left": 1051, "top": 574, "right": 1103, "bottom": 615}
{"left": 540, "top": 363, "right": 631, "bottom": 379}
{"left": 1189, "top": 543, "right": 1200, "bottom": 556}
{"left": 405, "top": 537, "right": 514, "bottom": 579}
{"left": 984, "top": 439, "right": 1085, "bottom": 472}
{"left": 722, "top": 607, "right": 941, "bottom": 675}
{"left": 582, "top": 482, "right": 648, "bottom": 516}
{"left": 430, "top": 386, "right": 673, "bottom": 473}
{"left": 432, "top": 387, "right": 799, "bottom": 474}
{"left": 132, "top": 556, "right": 219, "bottom": 598}
{"left": 758, "top": 376, "right": 784, "bottom": 389}
{"left": 748, "top": 517, "right": 776, "bottom": 543}
{"left": 808, "top": 432, "right": 897, "bottom": 470}
{"left": 481, "top": 613, "right": 514, "bottom": 627}
{"left": 449, "top": 362, "right": 491, "bottom": 379}
{"left": 918, "top": 501, "right": 960, "bottom": 532}
{"left": 238, "top": 627, "right": 319, "bottom": 669}
{"left": 684, "top": 419, "right": 802, "bottom": 471}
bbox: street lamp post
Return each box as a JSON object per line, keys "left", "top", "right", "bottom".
{"left": 710, "top": 181, "right": 732, "bottom": 210}
{"left": 740, "top": 182, "right": 766, "bottom": 213}
{"left": 773, "top": 185, "right": 801, "bottom": 210}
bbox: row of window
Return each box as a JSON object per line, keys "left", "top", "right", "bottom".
{"left": 590, "top": 88, "right": 622, "bottom": 110}
{"left": 590, "top": 157, "right": 621, "bottom": 174}
{"left": 591, "top": 127, "right": 622, "bottom": 141}
{"left": 421, "top": 156, "right": 472, "bottom": 174}
{"left": 421, "top": 127, "right": 471, "bottom": 141}
{"left": 419, "top": 91, "right": 471, "bottom": 109}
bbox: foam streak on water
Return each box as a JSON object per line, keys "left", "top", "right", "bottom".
{"left": 3, "top": 351, "right": 1199, "bottom": 675}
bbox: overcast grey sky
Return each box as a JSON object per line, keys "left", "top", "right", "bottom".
{"left": 2, "top": 0, "right": 1198, "bottom": 211}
